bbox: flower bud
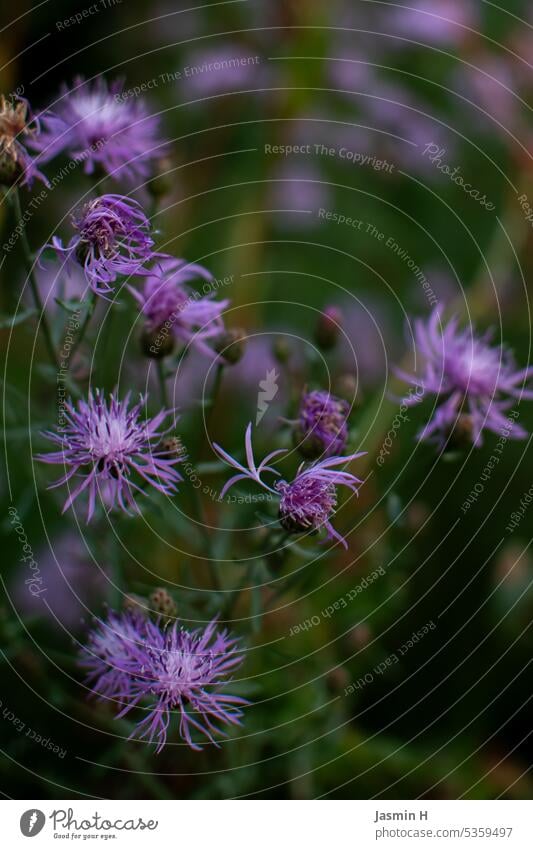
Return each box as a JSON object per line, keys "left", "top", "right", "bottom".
{"left": 446, "top": 414, "right": 474, "bottom": 452}
{"left": 140, "top": 324, "right": 175, "bottom": 359}
{"left": 334, "top": 373, "right": 361, "bottom": 405}
{"left": 315, "top": 305, "right": 342, "bottom": 350}
{"left": 273, "top": 337, "right": 291, "bottom": 364}
{"left": 150, "top": 587, "right": 177, "bottom": 618}
{"left": 123, "top": 593, "right": 147, "bottom": 615}
{"left": 214, "top": 328, "right": 247, "bottom": 364}
{"left": 148, "top": 155, "right": 175, "bottom": 199}
{"left": 160, "top": 436, "right": 187, "bottom": 460}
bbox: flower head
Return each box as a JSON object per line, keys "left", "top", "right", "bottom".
{"left": 31, "top": 77, "right": 165, "bottom": 182}
{"left": 296, "top": 389, "right": 349, "bottom": 458}
{"left": 46, "top": 194, "right": 158, "bottom": 297}
{"left": 80, "top": 609, "right": 248, "bottom": 752}
{"left": 0, "top": 95, "right": 47, "bottom": 186}
{"left": 214, "top": 423, "right": 364, "bottom": 547}
{"left": 397, "top": 309, "right": 533, "bottom": 446}
{"left": 36, "top": 389, "right": 181, "bottom": 521}
{"left": 130, "top": 257, "right": 229, "bottom": 357}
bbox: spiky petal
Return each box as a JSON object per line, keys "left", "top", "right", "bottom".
{"left": 214, "top": 423, "right": 365, "bottom": 547}
{"left": 44, "top": 194, "right": 159, "bottom": 297}
{"left": 397, "top": 309, "right": 533, "bottom": 446}
{"left": 36, "top": 389, "right": 181, "bottom": 521}
{"left": 129, "top": 257, "right": 228, "bottom": 356}
{"left": 30, "top": 76, "right": 165, "bottom": 182}
{"left": 80, "top": 610, "right": 248, "bottom": 753}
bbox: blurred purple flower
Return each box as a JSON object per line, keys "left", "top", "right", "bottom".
{"left": 397, "top": 309, "right": 533, "bottom": 446}
{"left": 328, "top": 51, "right": 375, "bottom": 92}
{"left": 455, "top": 57, "right": 518, "bottom": 131}
{"left": 129, "top": 257, "right": 228, "bottom": 356}
{"left": 80, "top": 609, "right": 248, "bottom": 752}
{"left": 11, "top": 532, "right": 106, "bottom": 631}
{"left": 214, "top": 423, "right": 364, "bottom": 547}
{"left": 0, "top": 95, "right": 48, "bottom": 187}
{"left": 336, "top": 299, "right": 390, "bottom": 389}
{"left": 385, "top": 0, "right": 478, "bottom": 46}
{"left": 36, "top": 389, "right": 181, "bottom": 521}
{"left": 31, "top": 77, "right": 165, "bottom": 182}
{"left": 297, "top": 389, "right": 349, "bottom": 457}
{"left": 182, "top": 45, "right": 262, "bottom": 97}
{"left": 46, "top": 194, "right": 158, "bottom": 297}
{"left": 269, "top": 162, "right": 330, "bottom": 228}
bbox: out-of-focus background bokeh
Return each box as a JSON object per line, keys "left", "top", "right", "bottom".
{"left": 1, "top": 0, "right": 533, "bottom": 799}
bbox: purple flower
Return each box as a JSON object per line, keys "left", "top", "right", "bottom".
{"left": 385, "top": 0, "right": 477, "bottom": 46}
{"left": 80, "top": 609, "right": 248, "bottom": 752}
{"left": 214, "top": 423, "right": 364, "bottom": 547}
{"left": 36, "top": 389, "right": 181, "bottom": 521}
{"left": 182, "top": 44, "right": 262, "bottom": 97}
{"left": 129, "top": 257, "right": 229, "bottom": 356}
{"left": 397, "top": 309, "right": 533, "bottom": 446}
{"left": 31, "top": 77, "right": 165, "bottom": 182}
{"left": 46, "top": 194, "right": 158, "bottom": 297}
{"left": 296, "top": 390, "right": 349, "bottom": 458}
{"left": 0, "top": 95, "right": 48, "bottom": 187}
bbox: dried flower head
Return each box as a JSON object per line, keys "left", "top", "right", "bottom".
{"left": 0, "top": 95, "right": 47, "bottom": 186}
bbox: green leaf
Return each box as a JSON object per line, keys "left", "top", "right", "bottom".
{"left": 0, "top": 308, "right": 38, "bottom": 328}
{"left": 54, "top": 297, "right": 90, "bottom": 313}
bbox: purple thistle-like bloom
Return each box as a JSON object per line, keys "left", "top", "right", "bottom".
{"left": 130, "top": 257, "right": 229, "bottom": 356}
{"left": 214, "top": 423, "right": 364, "bottom": 547}
{"left": 0, "top": 95, "right": 48, "bottom": 187}
{"left": 297, "top": 390, "right": 349, "bottom": 458}
{"left": 31, "top": 77, "right": 165, "bottom": 182}
{"left": 397, "top": 309, "right": 533, "bottom": 446}
{"left": 36, "top": 389, "right": 181, "bottom": 521}
{"left": 80, "top": 609, "right": 248, "bottom": 753}
{"left": 46, "top": 194, "right": 158, "bottom": 297}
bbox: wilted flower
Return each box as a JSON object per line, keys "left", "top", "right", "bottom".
{"left": 295, "top": 389, "right": 349, "bottom": 458}
{"left": 0, "top": 95, "right": 47, "bottom": 186}
{"left": 130, "top": 257, "right": 228, "bottom": 357}
{"left": 46, "top": 194, "right": 158, "bottom": 297}
{"left": 214, "top": 423, "right": 364, "bottom": 547}
{"left": 36, "top": 389, "right": 181, "bottom": 520}
{"left": 396, "top": 309, "right": 533, "bottom": 446}
{"left": 80, "top": 609, "right": 248, "bottom": 752}
{"left": 31, "top": 77, "right": 165, "bottom": 181}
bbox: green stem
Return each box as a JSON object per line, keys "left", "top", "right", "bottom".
{"left": 156, "top": 359, "right": 169, "bottom": 408}
{"left": 12, "top": 188, "right": 59, "bottom": 369}
{"left": 69, "top": 290, "right": 97, "bottom": 361}
{"left": 191, "top": 485, "right": 221, "bottom": 591}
